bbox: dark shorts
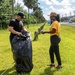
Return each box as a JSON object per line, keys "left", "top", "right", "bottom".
{"left": 50, "top": 35, "right": 61, "bottom": 46}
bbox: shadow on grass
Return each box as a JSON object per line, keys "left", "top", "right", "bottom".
{"left": 0, "top": 66, "right": 30, "bottom": 75}
{"left": 40, "top": 67, "right": 58, "bottom": 75}
{"left": 0, "top": 66, "right": 17, "bottom": 75}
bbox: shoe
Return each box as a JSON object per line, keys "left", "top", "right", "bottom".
{"left": 47, "top": 64, "right": 55, "bottom": 67}
{"left": 54, "top": 65, "right": 62, "bottom": 69}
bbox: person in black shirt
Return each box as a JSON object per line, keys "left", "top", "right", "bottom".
{"left": 8, "top": 12, "right": 28, "bottom": 73}
{"left": 8, "top": 12, "right": 27, "bottom": 44}
{"left": 8, "top": 13, "right": 33, "bottom": 74}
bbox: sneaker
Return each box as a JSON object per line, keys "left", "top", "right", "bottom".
{"left": 54, "top": 65, "right": 62, "bottom": 69}
{"left": 47, "top": 64, "right": 55, "bottom": 67}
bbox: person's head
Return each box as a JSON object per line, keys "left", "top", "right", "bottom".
{"left": 50, "top": 12, "right": 57, "bottom": 21}
{"left": 48, "top": 12, "right": 60, "bottom": 23}
{"left": 16, "top": 12, "right": 24, "bottom": 21}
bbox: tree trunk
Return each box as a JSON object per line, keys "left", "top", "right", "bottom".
{"left": 27, "top": 8, "right": 29, "bottom": 28}
{"left": 12, "top": 0, "right": 14, "bottom": 19}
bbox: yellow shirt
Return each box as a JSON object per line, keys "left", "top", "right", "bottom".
{"left": 50, "top": 21, "right": 60, "bottom": 36}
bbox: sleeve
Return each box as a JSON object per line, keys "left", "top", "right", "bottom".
{"left": 20, "top": 21, "right": 23, "bottom": 26}
{"left": 9, "top": 20, "right": 15, "bottom": 27}
{"left": 52, "top": 22, "right": 57, "bottom": 30}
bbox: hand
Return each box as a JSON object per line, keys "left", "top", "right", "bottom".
{"left": 40, "top": 31, "right": 45, "bottom": 34}
{"left": 17, "top": 32, "right": 22, "bottom": 36}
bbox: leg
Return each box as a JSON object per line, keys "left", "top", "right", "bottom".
{"left": 49, "top": 45, "right": 54, "bottom": 64}
{"left": 54, "top": 45, "right": 62, "bottom": 66}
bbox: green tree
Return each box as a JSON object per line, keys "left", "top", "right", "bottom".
{"left": 23, "top": 0, "right": 39, "bottom": 27}
{"left": 33, "top": 6, "right": 45, "bottom": 23}
{"left": 12, "top": 0, "right": 15, "bottom": 19}
{"left": 0, "top": 0, "right": 12, "bottom": 29}
{"left": 23, "top": 0, "right": 32, "bottom": 28}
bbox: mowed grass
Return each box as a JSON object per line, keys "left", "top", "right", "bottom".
{"left": 0, "top": 24, "right": 75, "bottom": 75}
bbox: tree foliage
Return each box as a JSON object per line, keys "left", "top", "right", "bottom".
{"left": 0, "top": 0, "right": 12, "bottom": 29}
{"left": 0, "top": 0, "right": 45, "bottom": 29}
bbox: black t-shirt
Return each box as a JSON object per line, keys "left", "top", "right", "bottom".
{"left": 9, "top": 19, "right": 23, "bottom": 40}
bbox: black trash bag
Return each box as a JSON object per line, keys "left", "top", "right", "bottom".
{"left": 12, "top": 32, "right": 33, "bottom": 73}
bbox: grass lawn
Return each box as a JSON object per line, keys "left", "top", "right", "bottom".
{"left": 0, "top": 24, "right": 75, "bottom": 75}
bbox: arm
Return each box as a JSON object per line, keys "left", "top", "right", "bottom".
{"left": 41, "top": 28, "right": 56, "bottom": 34}
{"left": 8, "top": 26, "right": 21, "bottom": 35}
{"left": 41, "top": 22, "right": 57, "bottom": 34}
{"left": 22, "top": 26, "right": 27, "bottom": 31}
{"left": 20, "top": 21, "right": 27, "bottom": 32}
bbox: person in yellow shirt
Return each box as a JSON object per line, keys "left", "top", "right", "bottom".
{"left": 41, "top": 12, "right": 62, "bottom": 69}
